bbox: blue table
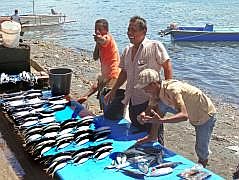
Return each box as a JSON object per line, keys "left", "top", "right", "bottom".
{"left": 51, "top": 108, "right": 223, "bottom": 180}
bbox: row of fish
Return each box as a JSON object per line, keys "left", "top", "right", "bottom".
{"left": 40, "top": 141, "right": 113, "bottom": 177}
{"left": 0, "top": 71, "right": 38, "bottom": 85}
{"left": 22, "top": 122, "right": 111, "bottom": 157}
{"left": 0, "top": 89, "right": 114, "bottom": 178}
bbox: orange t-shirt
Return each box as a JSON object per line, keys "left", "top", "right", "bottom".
{"left": 99, "top": 34, "right": 120, "bottom": 80}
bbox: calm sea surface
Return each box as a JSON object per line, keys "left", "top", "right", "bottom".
{"left": 1, "top": 0, "right": 239, "bottom": 106}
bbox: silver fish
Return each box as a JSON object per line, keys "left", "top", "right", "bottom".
{"left": 46, "top": 158, "right": 70, "bottom": 174}
{"left": 51, "top": 162, "right": 68, "bottom": 177}
{"left": 80, "top": 115, "right": 94, "bottom": 121}
{"left": 44, "top": 131, "right": 58, "bottom": 138}
{"left": 73, "top": 152, "right": 93, "bottom": 164}
{"left": 25, "top": 134, "right": 42, "bottom": 143}
{"left": 149, "top": 167, "right": 173, "bottom": 177}
{"left": 56, "top": 133, "right": 74, "bottom": 142}
{"left": 21, "top": 120, "right": 39, "bottom": 128}
{"left": 49, "top": 99, "right": 68, "bottom": 105}
{"left": 94, "top": 148, "right": 112, "bottom": 160}
{"left": 39, "top": 117, "right": 56, "bottom": 124}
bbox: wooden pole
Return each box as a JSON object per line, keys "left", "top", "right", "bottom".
{"left": 33, "top": 0, "right": 35, "bottom": 15}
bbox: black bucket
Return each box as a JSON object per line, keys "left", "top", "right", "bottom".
{"left": 49, "top": 68, "right": 72, "bottom": 96}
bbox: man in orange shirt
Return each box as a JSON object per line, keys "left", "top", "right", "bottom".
{"left": 78, "top": 19, "right": 124, "bottom": 120}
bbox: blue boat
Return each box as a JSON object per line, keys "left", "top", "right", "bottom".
{"left": 160, "top": 23, "right": 239, "bottom": 42}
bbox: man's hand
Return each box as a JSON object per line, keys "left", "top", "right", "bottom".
{"left": 138, "top": 109, "right": 163, "bottom": 124}
{"left": 137, "top": 111, "right": 146, "bottom": 125}
{"left": 136, "top": 135, "right": 158, "bottom": 144}
{"left": 104, "top": 90, "right": 116, "bottom": 105}
{"left": 77, "top": 96, "right": 88, "bottom": 104}
{"left": 93, "top": 32, "right": 105, "bottom": 45}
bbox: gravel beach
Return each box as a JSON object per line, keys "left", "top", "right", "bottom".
{"left": 1, "top": 40, "right": 238, "bottom": 179}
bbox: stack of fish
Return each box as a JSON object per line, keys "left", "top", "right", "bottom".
{"left": 0, "top": 71, "right": 38, "bottom": 85}
{"left": 0, "top": 89, "right": 114, "bottom": 177}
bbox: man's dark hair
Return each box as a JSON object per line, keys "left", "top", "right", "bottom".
{"left": 15, "top": 9, "right": 18, "bottom": 13}
{"left": 95, "top": 19, "right": 109, "bottom": 31}
{"left": 130, "top": 16, "right": 147, "bottom": 31}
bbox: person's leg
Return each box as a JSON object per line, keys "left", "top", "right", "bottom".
{"left": 233, "top": 163, "right": 239, "bottom": 179}
{"left": 103, "top": 89, "right": 125, "bottom": 120}
{"left": 194, "top": 115, "right": 216, "bottom": 167}
{"left": 129, "top": 101, "right": 151, "bottom": 132}
{"left": 157, "top": 100, "right": 178, "bottom": 145}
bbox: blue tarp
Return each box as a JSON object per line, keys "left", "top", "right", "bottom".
{"left": 50, "top": 108, "right": 223, "bottom": 180}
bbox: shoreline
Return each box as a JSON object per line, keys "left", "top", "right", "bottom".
{"left": 1, "top": 39, "right": 238, "bottom": 179}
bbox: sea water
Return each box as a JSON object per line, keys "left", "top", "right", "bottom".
{"left": 1, "top": 0, "right": 239, "bottom": 106}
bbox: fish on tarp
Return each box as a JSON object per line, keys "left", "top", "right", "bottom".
{"left": 43, "top": 126, "right": 60, "bottom": 133}
{"left": 32, "top": 141, "right": 56, "bottom": 158}
{"left": 58, "top": 127, "right": 74, "bottom": 135}
{"left": 94, "top": 148, "right": 112, "bottom": 160}
{"left": 31, "top": 103, "right": 45, "bottom": 109}
{"left": 74, "top": 129, "right": 93, "bottom": 139}
{"left": 2, "top": 95, "right": 25, "bottom": 102}
{"left": 94, "top": 126, "right": 111, "bottom": 133}
{"left": 74, "top": 134, "right": 92, "bottom": 146}
{"left": 24, "top": 137, "right": 55, "bottom": 151}
{"left": 49, "top": 104, "right": 66, "bottom": 111}
{"left": 74, "top": 125, "right": 90, "bottom": 132}
{"left": 25, "top": 98, "right": 46, "bottom": 106}
{"left": 31, "top": 139, "right": 56, "bottom": 154}
{"left": 24, "top": 127, "right": 43, "bottom": 139}
{"left": 39, "top": 116, "right": 56, "bottom": 124}
{"left": 24, "top": 89, "right": 42, "bottom": 95}
{"left": 40, "top": 151, "right": 74, "bottom": 166}
{"left": 72, "top": 147, "right": 94, "bottom": 159}
{"left": 43, "top": 123, "right": 60, "bottom": 132}
{"left": 56, "top": 138, "right": 73, "bottom": 150}
{"left": 93, "top": 131, "right": 111, "bottom": 142}
{"left": 149, "top": 167, "right": 173, "bottom": 177}
{"left": 7, "top": 99, "right": 26, "bottom": 107}
{"left": 59, "top": 121, "right": 77, "bottom": 130}
{"left": 56, "top": 133, "right": 74, "bottom": 142}
{"left": 95, "top": 144, "right": 113, "bottom": 154}
{"left": 43, "top": 131, "right": 58, "bottom": 138}
{"left": 48, "top": 99, "right": 69, "bottom": 105}
{"left": 60, "top": 119, "right": 77, "bottom": 127}
{"left": 80, "top": 115, "right": 94, "bottom": 121}
{"left": 24, "top": 92, "right": 42, "bottom": 99}
{"left": 25, "top": 133, "right": 42, "bottom": 144}
{"left": 50, "top": 161, "right": 68, "bottom": 178}
{"left": 45, "top": 95, "right": 65, "bottom": 101}
{"left": 73, "top": 151, "right": 94, "bottom": 164}
{"left": 94, "top": 142, "right": 113, "bottom": 149}
{"left": 56, "top": 135, "right": 74, "bottom": 143}
{"left": 22, "top": 124, "right": 44, "bottom": 135}
{"left": 46, "top": 158, "right": 70, "bottom": 174}
{"left": 77, "top": 117, "right": 94, "bottom": 124}
{"left": 152, "top": 162, "right": 182, "bottom": 170}
{"left": 39, "top": 111, "right": 55, "bottom": 117}
{"left": 7, "top": 106, "right": 32, "bottom": 114}
{"left": 51, "top": 155, "right": 72, "bottom": 164}
{"left": 2, "top": 91, "right": 23, "bottom": 98}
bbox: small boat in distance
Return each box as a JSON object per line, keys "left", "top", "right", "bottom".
{"left": 0, "top": 1, "right": 74, "bottom": 32}
{"left": 0, "top": 12, "right": 68, "bottom": 32}
{"left": 160, "top": 23, "right": 239, "bottom": 42}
